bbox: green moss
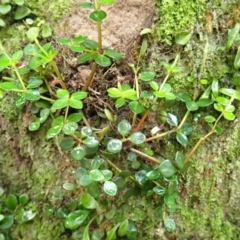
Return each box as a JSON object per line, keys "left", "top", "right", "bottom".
{"left": 154, "top": 0, "right": 206, "bottom": 45}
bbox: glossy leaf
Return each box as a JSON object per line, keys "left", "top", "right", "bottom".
{"left": 42, "top": 24, "right": 52, "bottom": 38}
{"left": 67, "top": 113, "right": 83, "bottom": 122}
{"left": 103, "top": 181, "right": 117, "bottom": 196}
{"left": 62, "top": 122, "right": 78, "bottom": 135}
{"left": 126, "top": 221, "right": 138, "bottom": 239}
{"left": 107, "top": 139, "right": 122, "bottom": 153}
{"left": 117, "top": 119, "right": 131, "bottom": 137}
{"left": 91, "top": 156, "right": 104, "bottom": 169}
{"left": 214, "top": 103, "right": 224, "bottom": 112}
{"left": 27, "top": 78, "right": 43, "bottom": 89}
{"left": 129, "top": 101, "right": 145, "bottom": 114}
{"left": 71, "top": 146, "right": 85, "bottom": 161}
{"left": 135, "top": 170, "right": 147, "bottom": 183}
{"left": 223, "top": 112, "right": 235, "bottom": 121}
{"left": 176, "top": 131, "right": 188, "bottom": 147}
{"left": 180, "top": 123, "right": 193, "bottom": 136}
{"left": 81, "top": 126, "right": 93, "bottom": 137}
{"left": 69, "top": 99, "right": 83, "bottom": 109}
{"left": 153, "top": 186, "right": 165, "bottom": 195}
{"left": 90, "top": 10, "right": 107, "bottom": 22}
{"left": 83, "top": 136, "right": 99, "bottom": 148}
{"left": 102, "top": 169, "right": 113, "bottom": 180}
{"left": 129, "top": 132, "right": 146, "bottom": 145}
{"left": 186, "top": 101, "right": 199, "bottom": 111}
{"left": 82, "top": 193, "right": 99, "bottom": 209}
{"left": 164, "top": 218, "right": 176, "bottom": 232}
{"left": 19, "top": 193, "right": 28, "bottom": 206}
{"left": 175, "top": 151, "right": 185, "bottom": 169}
{"left": 0, "top": 4, "right": 11, "bottom": 14}
{"left": 197, "top": 98, "right": 212, "bottom": 107}
{"left": 24, "top": 89, "right": 40, "bottom": 101}
{"left": 159, "top": 160, "right": 176, "bottom": 177}
{"left": 56, "top": 89, "right": 69, "bottom": 98}
{"left": 28, "top": 121, "right": 40, "bottom": 131}
{"left": 76, "top": 168, "right": 92, "bottom": 186}
{"left": 63, "top": 183, "right": 75, "bottom": 191}
{"left": 219, "top": 88, "right": 240, "bottom": 101}
{"left": 22, "top": 209, "right": 36, "bottom": 222}
{"left": 46, "top": 126, "right": 62, "bottom": 139}
{"left": 77, "top": 53, "right": 94, "bottom": 64}
{"left": 176, "top": 92, "right": 191, "bottom": 102}
{"left": 146, "top": 170, "right": 160, "bottom": 180}
{"left": 167, "top": 113, "right": 178, "bottom": 127}
{"left": 64, "top": 210, "right": 89, "bottom": 230}
{"left": 211, "top": 79, "right": 218, "bottom": 97}
{"left": 90, "top": 169, "right": 105, "bottom": 181}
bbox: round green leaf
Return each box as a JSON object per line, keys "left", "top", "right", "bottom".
{"left": 14, "top": 6, "right": 31, "bottom": 20}
{"left": 223, "top": 112, "right": 235, "bottom": 121}
{"left": 76, "top": 168, "right": 92, "bottom": 186}
{"left": 59, "top": 137, "right": 75, "bottom": 150}
{"left": 57, "top": 206, "right": 69, "bottom": 219}
{"left": 139, "top": 71, "right": 155, "bottom": 81}
{"left": 69, "top": 99, "right": 83, "bottom": 109}
{"left": 0, "top": 4, "right": 11, "bottom": 14}
{"left": 22, "top": 210, "right": 36, "bottom": 222}
{"left": 146, "top": 170, "right": 160, "bottom": 180}
{"left": 71, "top": 91, "right": 88, "bottom": 100}
{"left": 52, "top": 99, "right": 69, "bottom": 109}
{"left": 129, "top": 101, "right": 145, "bottom": 114}
{"left": 83, "top": 136, "right": 99, "bottom": 148}
{"left": 216, "top": 96, "right": 230, "bottom": 106}
{"left": 94, "top": 54, "right": 111, "bottom": 67}
{"left": 89, "top": 10, "right": 107, "bottom": 22}
{"left": 27, "top": 27, "right": 40, "bottom": 42}
{"left": 0, "top": 18, "right": 5, "bottom": 27}
{"left": 176, "top": 131, "right": 188, "bottom": 147}
{"left": 204, "top": 115, "right": 216, "bottom": 123}
{"left": 186, "top": 101, "right": 199, "bottom": 111}
{"left": 214, "top": 103, "right": 224, "bottom": 112}
{"left": 90, "top": 169, "right": 105, "bottom": 181}
{"left": 58, "top": 37, "right": 71, "bottom": 45}
{"left": 82, "top": 193, "right": 99, "bottom": 209}
{"left": 28, "top": 121, "right": 40, "bottom": 131}
{"left": 63, "top": 183, "right": 75, "bottom": 191}
{"left": 24, "top": 89, "right": 40, "bottom": 101}
{"left": 41, "top": 24, "right": 52, "bottom": 38}
{"left": 164, "top": 194, "right": 177, "bottom": 211}
{"left": 71, "top": 146, "right": 85, "bottom": 161}
{"left": 81, "top": 126, "right": 93, "bottom": 137}
{"left": 164, "top": 218, "right": 176, "bottom": 232}
{"left": 129, "top": 132, "right": 146, "bottom": 145}
{"left": 176, "top": 92, "right": 191, "bottom": 102}
{"left": 91, "top": 156, "right": 104, "bottom": 169}
{"left": 103, "top": 181, "right": 117, "bottom": 196}
{"left": 27, "top": 78, "right": 43, "bottom": 89}
{"left": 5, "top": 194, "right": 18, "bottom": 210}
{"left": 102, "top": 169, "right": 113, "bottom": 180}
{"left": 62, "top": 122, "right": 78, "bottom": 135}
{"left": 153, "top": 186, "right": 165, "bottom": 195}
{"left": 126, "top": 221, "right": 138, "bottom": 239}
{"left": 180, "top": 123, "right": 193, "bottom": 136}
{"left": 175, "top": 31, "right": 192, "bottom": 45}
{"left": 67, "top": 113, "right": 83, "bottom": 122}
{"left": 107, "top": 139, "right": 122, "bottom": 153}
{"left": 159, "top": 160, "right": 176, "bottom": 178}
{"left": 46, "top": 126, "right": 62, "bottom": 139}
{"left": 19, "top": 193, "right": 28, "bottom": 206}
{"left": 197, "top": 98, "right": 212, "bottom": 107}
{"left": 0, "top": 215, "right": 14, "bottom": 230}
{"left": 70, "top": 44, "right": 83, "bottom": 53}
{"left": 113, "top": 177, "right": 126, "bottom": 189}
{"left": 135, "top": 170, "right": 147, "bottom": 183}
{"left": 117, "top": 120, "right": 131, "bottom": 137}
{"left": 64, "top": 210, "right": 89, "bottom": 230}
{"left": 56, "top": 89, "right": 69, "bottom": 98}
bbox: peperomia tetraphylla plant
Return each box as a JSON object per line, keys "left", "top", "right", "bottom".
{"left": 1, "top": 1, "right": 240, "bottom": 236}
